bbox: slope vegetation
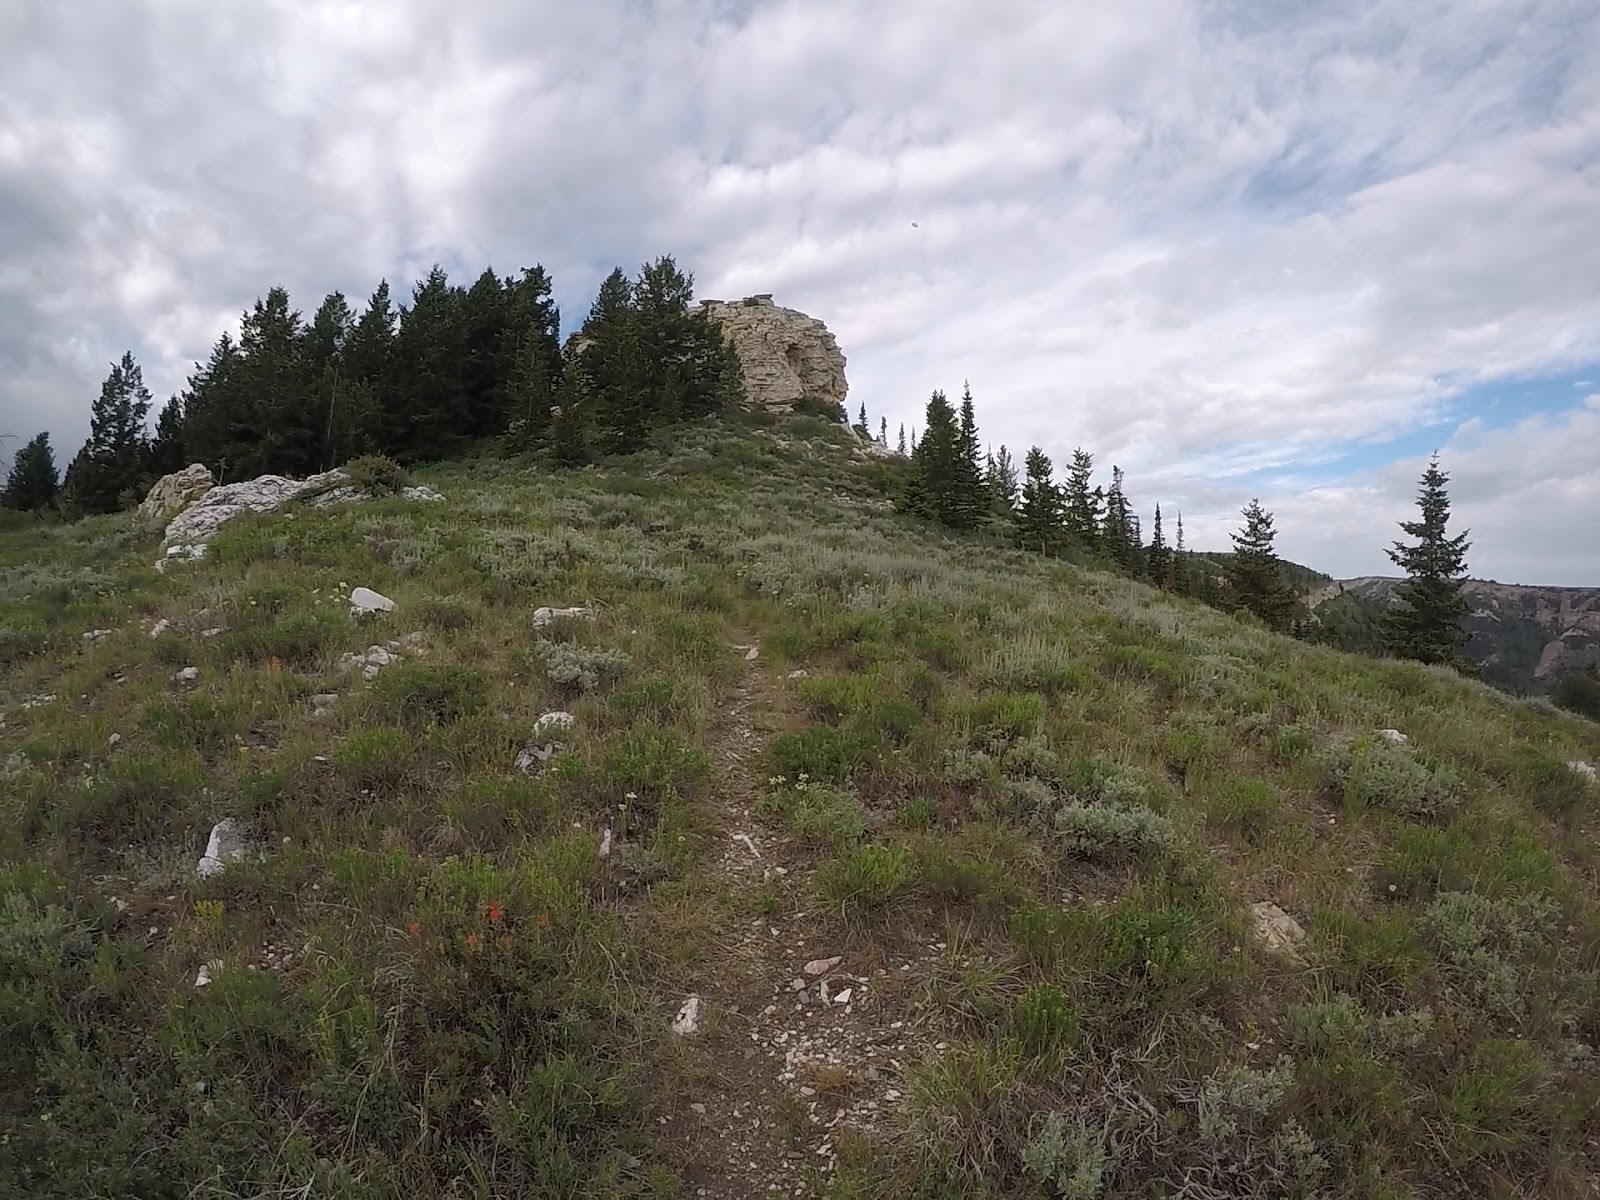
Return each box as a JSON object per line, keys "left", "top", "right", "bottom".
{"left": 3, "top": 413, "right": 1599, "bottom": 1198}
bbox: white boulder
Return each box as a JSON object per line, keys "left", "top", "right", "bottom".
{"left": 533, "top": 605, "right": 593, "bottom": 628}
{"left": 140, "top": 464, "right": 216, "bottom": 519}
{"left": 349, "top": 587, "right": 396, "bottom": 615}
{"left": 196, "top": 818, "right": 249, "bottom": 878}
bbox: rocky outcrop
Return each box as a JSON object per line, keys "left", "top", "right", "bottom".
{"left": 699, "top": 295, "right": 848, "bottom": 416}
{"left": 141, "top": 464, "right": 215, "bottom": 519}
{"left": 147, "top": 467, "right": 443, "bottom": 562}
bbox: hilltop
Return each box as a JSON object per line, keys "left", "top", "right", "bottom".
{"left": 3, "top": 412, "right": 1600, "bottom": 1198}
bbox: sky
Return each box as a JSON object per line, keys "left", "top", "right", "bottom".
{"left": 3, "top": 0, "right": 1599, "bottom": 584}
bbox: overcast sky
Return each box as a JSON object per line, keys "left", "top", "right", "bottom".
{"left": 3, "top": 0, "right": 1598, "bottom": 583}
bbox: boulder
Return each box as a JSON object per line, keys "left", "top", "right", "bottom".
{"left": 698, "top": 296, "right": 848, "bottom": 415}
{"left": 175, "top": 666, "right": 201, "bottom": 685}
{"left": 1571, "top": 761, "right": 1598, "bottom": 785}
{"left": 196, "top": 818, "right": 248, "bottom": 878}
{"left": 349, "top": 587, "right": 396, "bottom": 615}
{"left": 534, "top": 711, "right": 576, "bottom": 735}
{"left": 140, "top": 464, "right": 215, "bottom": 519}
{"left": 164, "top": 470, "right": 347, "bottom": 545}
{"left": 1376, "top": 729, "right": 1409, "bottom": 746}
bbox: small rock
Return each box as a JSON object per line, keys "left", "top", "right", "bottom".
{"left": 1250, "top": 901, "right": 1306, "bottom": 960}
{"left": 82, "top": 629, "right": 112, "bottom": 642}
{"left": 671, "top": 995, "right": 702, "bottom": 1036}
{"left": 107, "top": 733, "right": 121, "bottom": 748}
{"left": 148, "top": 619, "right": 172, "bottom": 638}
{"left": 175, "top": 666, "right": 200, "bottom": 685}
{"left": 311, "top": 693, "right": 339, "bottom": 708}
{"left": 366, "top": 645, "right": 394, "bottom": 667}
{"left": 786, "top": 669, "right": 808, "bottom": 680}
{"left": 598, "top": 827, "right": 613, "bottom": 859}
{"left": 834, "top": 988, "right": 853, "bottom": 1005}
{"left": 690, "top": 1102, "right": 707, "bottom": 1115}
{"left": 532, "top": 605, "right": 594, "bottom": 628}
{"left": 744, "top": 646, "right": 760, "bottom": 662}
{"left": 1376, "top": 729, "right": 1409, "bottom": 746}
{"left": 349, "top": 586, "right": 396, "bottom": 615}
{"left": 194, "top": 963, "right": 216, "bottom": 988}
{"left": 514, "top": 742, "right": 561, "bottom": 773}
{"left": 200, "top": 626, "right": 224, "bottom": 638}
{"left": 1569, "top": 761, "right": 1598, "bottom": 784}
{"left": 197, "top": 818, "right": 249, "bottom": 878}
{"left": 803, "top": 956, "right": 843, "bottom": 977}
{"left": 533, "top": 711, "right": 576, "bottom": 735}
{"left": 401, "top": 485, "right": 445, "bottom": 503}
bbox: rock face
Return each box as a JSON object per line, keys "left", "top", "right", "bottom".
{"left": 699, "top": 295, "right": 848, "bottom": 416}
{"left": 141, "top": 464, "right": 215, "bottom": 519}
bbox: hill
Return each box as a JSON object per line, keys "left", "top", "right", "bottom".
{"left": 3, "top": 414, "right": 1599, "bottom": 1198}
{"left": 1311, "top": 576, "right": 1600, "bottom": 694}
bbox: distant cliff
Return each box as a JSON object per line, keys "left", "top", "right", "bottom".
{"left": 1309, "top": 577, "right": 1600, "bottom": 693}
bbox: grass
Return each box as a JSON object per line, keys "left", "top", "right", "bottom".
{"left": 4, "top": 412, "right": 1600, "bottom": 1196}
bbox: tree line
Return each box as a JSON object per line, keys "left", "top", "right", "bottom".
{"left": 0, "top": 255, "right": 741, "bottom": 517}
{"left": 889, "top": 387, "right": 1482, "bottom": 676}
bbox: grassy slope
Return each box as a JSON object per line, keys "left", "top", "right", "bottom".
{"left": 3, "top": 413, "right": 1599, "bottom": 1199}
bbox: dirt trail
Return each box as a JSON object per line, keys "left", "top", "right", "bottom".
{"left": 657, "top": 639, "right": 936, "bottom": 1198}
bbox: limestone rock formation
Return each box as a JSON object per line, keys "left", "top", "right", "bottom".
{"left": 699, "top": 295, "right": 848, "bottom": 416}
{"left": 141, "top": 464, "right": 215, "bottom": 519}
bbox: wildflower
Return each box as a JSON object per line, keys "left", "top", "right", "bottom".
{"left": 408, "top": 921, "right": 421, "bottom": 937}
{"left": 486, "top": 901, "right": 504, "bottom": 924}
{"left": 268, "top": 656, "right": 283, "bottom": 676}
{"left": 465, "top": 933, "right": 479, "bottom": 950}
{"left": 537, "top": 913, "right": 549, "bottom": 928}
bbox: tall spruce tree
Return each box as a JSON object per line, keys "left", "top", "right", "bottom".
{"left": 549, "top": 356, "right": 589, "bottom": 466}
{"left": 953, "top": 383, "right": 985, "bottom": 529}
{"left": 901, "top": 390, "right": 964, "bottom": 526}
{"left": 1, "top": 432, "right": 60, "bottom": 512}
{"left": 987, "top": 445, "right": 1019, "bottom": 522}
{"left": 1383, "top": 455, "right": 1471, "bottom": 667}
{"left": 1226, "top": 499, "right": 1295, "bottom": 631}
{"left": 388, "top": 266, "right": 468, "bottom": 462}
{"left": 897, "top": 424, "right": 906, "bottom": 455}
{"left": 1101, "top": 466, "right": 1140, "bottom": 571}
{"left": 1062, "top": 448, "right": 1099, "bottom": 550}
{"left": 64, "top": 352, "right": 153, "bottom": 514}
{"left": 1147, "top": 504, "right": 1171, "bottom": 588}
{"left": 1172, "top": 512, "right": 1190, "bottom": 596}
{"left": 1016, "top": 446, "right": 1062, "bottom": 555}
{"left": 146, "top": 401, "right": 186, "bottom": 476}
{"left": 879, "top": 416, "right": 888, "bottom": 446}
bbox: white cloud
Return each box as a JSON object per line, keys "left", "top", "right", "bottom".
{"left": 1, "top": 0, "right": 1598, "bottom": 580}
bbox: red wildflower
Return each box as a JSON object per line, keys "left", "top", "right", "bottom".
{"left": 486, "top": 901, "right": 504, "bottom": 924}
{"left": 536, "top": 913, "right": 549, "bottom": 928}
{"left": 465, "top": 933, "right": 480, "bottom": 950}
{"left": 407, "top": 921, "right": 421, "bottom": 937}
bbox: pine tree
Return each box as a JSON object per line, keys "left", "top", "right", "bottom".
{"left": 879, "top": 416, "right": 888, "bottom": 446}
{"left": 857, "top": 402, "right": 869, "bottom": 435}
{"left": 1172, "top": 512, "right": 1190, "bottom": 596}
{"left": 1, "top": 432, "right": 60, "bottom": 512}
{"left": 549, "top": 357, "right": 589, "bottom": 466}
{"left": 1226, "top": 499, "right": 1295, "bottom": 631}
{"left": 952, "top": 382, "right": 985, "bottom": 529}
{"left": 1016, "top": 446, "right": 1062, "bottom": 555}
{"left": 987, "top": 445, "right": 1019, "bottom": 521}
{"left": 1101, "top": 466, "right": 1139, "bottom": 571}
{"left": 388, "top": 266, "right": 468, "bottom": 462}
{"left": 146, "top": 401, "right": 186, "bottom": 476}
{"left": 1383, "top": 455, "right": 1471, "bottom": 667}
{"left": 506, "top": 332, "right": 555, "bottom": 452}
{"left": 1062, "top": 448, "right": 1098, "bottom": 550}
{"left": 897, "top": 424, "right": 906, "bottom": 456}
{"left": 901, "top": 390, "right": 963, "bottom": 526}
{"left": 64, "top": 352, "right": 153, "bottom": 514}
{"left": 1147, "top": 504, "right": 1171, "bottom": 588}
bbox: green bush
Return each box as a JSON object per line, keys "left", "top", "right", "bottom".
{"left": 341, "top": 454, "right": 411, "bottom": 495}
{"left": 1323, "top": 734, "right": 1460, "bottom": 819}
{"left": 769, "top": 724, "right": 875, "bottom": 783}
{"left": 759, "top": 775, "right": 867, "bottom": 847}
{"left": 534, "top": 640, "right": 631, "bottom": 693}
{"left": 816, "top": 843, "right": 919, "bottom": 917}
{"left": 372, "top": 663, "right": 487, "bottom": 729}
{"left": 1417, "top": 889, "right": 1556, "bottom": 1018}
{"left": 1053, "top": 801, "right": 1177, "bottom": 862}
{"left": 1553, "top": 668, "right": 1600, "bottom": 721}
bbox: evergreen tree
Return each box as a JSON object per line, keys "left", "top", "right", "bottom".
{"left": 856, "top": 402, "right": 869, "bottom": 434}
{"left": 879, "top": 416, "right": 888, "bottom": 446}
{"left": 1, "top": 432, "right": 59, "bottom": 512}
{"left": 64, "top": 352, "right": 153, "bottom": 514}
{"left": 897, "top": 424, "right": 906, "bottom": 456}
{"left": 388, "top": 266, "right": 468, "bottom": 462}
{"left": 952, "top": 382, "right": 985, "bottom": 529}
{"left": 146, "top": 401, "right": 186, "bottom": 476}
{"left": 987, "top": 445, "right": 1019, "bottom": 521}
{"left": 1383, "top": 455, "right": 1471, "bottom": 667}
{"left": 901, "top": 390, "right": 963, "bottom": 526}
{"left": 1062, "top": 448, "right": 1099, "bottom": 550}
{"left": 1226, "top": 499, "right": 1295, "bottom": 631}
{"left": 1147, "top": 504, "right": 1171, "bottom": 588}
{"left": 1016, "top": 446, "right": 1062, "bottom": 555}
{"left": 302, "top": 291, "right": 357, "bottom": 470}
{"left": 506, "top": 331, "right": 556, "bottom": 452}
{"left": 1172, "top": 512, "right": 1190, "bottom": 596}
{"left": 234, "top": 287, "right": 314, "bottom": 477}
{"left": 549, "top": 357, "right": 589, "bottom": 467}
{"left": 1101, "top": 466, "right": 1140, "bottom": 571}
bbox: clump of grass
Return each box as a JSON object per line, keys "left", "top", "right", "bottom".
{"left": 759, "top": 774, "right": 867, "bottom": 847}
{"left": 816, "top": 843, "right": 919, "bottom": 918}
{"left": 341, "top": 454, "right": 411, "bottom": 495}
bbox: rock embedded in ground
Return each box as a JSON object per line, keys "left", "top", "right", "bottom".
{"left": 1376, "top": 728, "right": 1409, "bottom": 745}
{"left": 175, "top": 666, "right": 201, "bottom": 685}
{"left": 532, "top": 605, "right": 593, "bottom": 628}
{"left": 514, "top": 742, "right": 561, "bottom": 773}
{"left": 803, "top": 955, "right": 843, "bottom": 977}
{"left": 148, "top": 618, "right": 172, "bottom": 638}
{"left": 533, "top": 711, "right": 576, "bottom": 735}
{"left": 1250, "top": 902, "right": 1306, "bottom": 960}
{"left": 82, "top": 629, "right": 112, "bottom": 642}
{"left": 670, "top": 994, "right": 702, "bottom": 1035}
{"left": 196, "top": 818, "right": 249, "bottom": 878}
{"left": 1571, "top": 761, "right": 1598, "bottom": 784}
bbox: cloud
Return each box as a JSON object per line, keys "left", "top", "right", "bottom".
{"left": 1, "top": 0, "right": 1598, "bottom": 581}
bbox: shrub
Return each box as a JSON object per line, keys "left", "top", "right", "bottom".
{"left": 1011, "top": 984, "right": 1079, "bottom": 1058}
{"left": 1417, "top": 889, "right": 1556, "bottom": 1018}
{"left": 1202, "top": 775, "right": 1280, "bottom": 841}
{"left": 1322, "top": 734, "right": 1460, "bottom": 819}
{"left": 1553, "top": 668, "right": 1600, "bottom": 721}
{"left": 372, "top": 663, "right": 487, "bottom": 729}
{"left": 534, "top": 640, "right": 631, "bottom": 693}
{"left": 816, "top": 843, "right": 918, "bottom": 917}
{"left": 342, "top": 454, "right": 411, "bottom": 495}
{"left": 769, "top": 724, "right": 875, "bottom": 783}
{"left": 1022, "top": 1113, "right": 1109, "bottom": 1200}
{"left": 1053, "top": 802, "right": 1177, "bottom": 862}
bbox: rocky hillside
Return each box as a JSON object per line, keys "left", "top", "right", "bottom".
{"left": 4, "top": 413, "right": 1599, "bottom": 1197}
{"left": 1311, "top": 576, "right": 1600, "bottom": 694}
